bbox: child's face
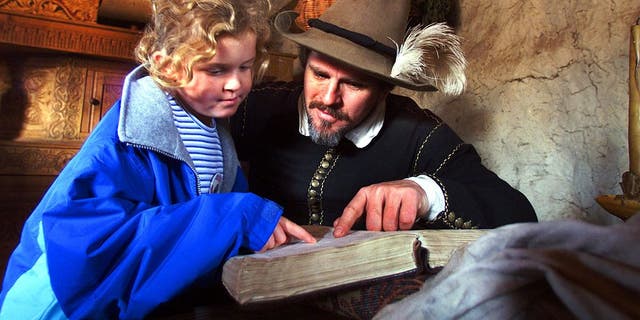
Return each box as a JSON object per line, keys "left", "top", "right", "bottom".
{"left": 175, "top": 31, "right": 257, "bottom": 123}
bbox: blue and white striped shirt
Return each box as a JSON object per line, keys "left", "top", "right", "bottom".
{"left": 168, "top": 94, "right": 224, "bottom": 194}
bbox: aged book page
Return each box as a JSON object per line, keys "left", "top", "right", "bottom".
{"left": 222, "top": 226, "right": 485, "bottom": 305}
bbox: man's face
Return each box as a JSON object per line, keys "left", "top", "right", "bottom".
{"left": 303, "top": 51, "right": 388, "bottom": 146}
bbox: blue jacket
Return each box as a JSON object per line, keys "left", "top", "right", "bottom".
{"left": 0, "top": 66, "right": 282, "bottom": 319}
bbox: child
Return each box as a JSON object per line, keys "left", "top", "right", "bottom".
{"left": 0, "top": 0, "right": 315, "bottom": 319}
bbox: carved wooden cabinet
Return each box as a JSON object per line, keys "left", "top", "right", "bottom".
{"left": 81, "top": 61, "right": 132, "bottom": 137}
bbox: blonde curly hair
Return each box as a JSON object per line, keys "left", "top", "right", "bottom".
{"left": 135, "top": 0, "right": 271, "bottom": 88}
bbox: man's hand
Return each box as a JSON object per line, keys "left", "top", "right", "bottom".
{"left": 333, "top": 180, "right": 429, "bottom": 237}
{"left": 260, "top": 216, "right": 317, "bottom": 252}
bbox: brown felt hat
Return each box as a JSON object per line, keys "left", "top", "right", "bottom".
{"left": 274, "top": 0, "right": 467, "bottom": 94}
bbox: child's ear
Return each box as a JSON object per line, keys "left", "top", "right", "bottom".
{"left": 151, "top": 51, "right": 182, "bottom": 83}
{"left": 151, "top": 51, "right": 165, "bottom": 65}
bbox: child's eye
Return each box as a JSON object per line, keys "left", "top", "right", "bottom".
{"left": 207, "top": 69, "right": 224, "bottom": 75}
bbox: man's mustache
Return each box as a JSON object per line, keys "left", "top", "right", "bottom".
{"left": 308, "top": 101, "right": 350, "bottom": 121}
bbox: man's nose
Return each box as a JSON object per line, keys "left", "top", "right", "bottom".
{"left": 321, "top": 80, "right": 341, "bottom": 106}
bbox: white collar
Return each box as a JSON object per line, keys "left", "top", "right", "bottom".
{"left": 297, "top": 95, "right": 385, "bottom": 148}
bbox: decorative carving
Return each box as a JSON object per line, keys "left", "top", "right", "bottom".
{"left": 0, "top": 144, "right": 77, "bottom": 175}
{"left": 49, "top": 59, "right": 83, "bottom": 139}
{"left": 0, "top": 55, "right": 135, "bottom": 141}
{"left": 0, "top": 0, "right": 99, "bottom": 22}
{"left": 23, "top": 68, "right": 50, "bottom": 126}
{"left": 0, "top": 12, "right": 141, "bottom": 61}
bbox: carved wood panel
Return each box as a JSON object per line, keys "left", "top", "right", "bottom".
{"left": 0, "top": 12, "right": 142, "bottom": 61}
{"left": 0, "top": 0, "right": 100, "bottom": 22}
{"left": 0, "top": 142, "right": 79, "bottom": 175}
{"left": 264, "top": 51, "right": 296, "bottom": 82}
{"left": 0, "top": 54, "right": 133, "bottom": 141}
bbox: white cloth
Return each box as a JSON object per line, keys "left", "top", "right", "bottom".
{"left": 374, "top": 215, "right": 640, "bottom": 319}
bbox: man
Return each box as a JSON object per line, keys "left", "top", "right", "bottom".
{"left": 231, "top": 0, "right": 537, "bottom": 237}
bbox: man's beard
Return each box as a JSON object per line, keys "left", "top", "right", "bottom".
{"left": 307, "top": 101, "right": 350, "bottom": 147}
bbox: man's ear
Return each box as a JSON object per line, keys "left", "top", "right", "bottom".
{"left": 378, "top": 86, "right": 391, "bottom": 103}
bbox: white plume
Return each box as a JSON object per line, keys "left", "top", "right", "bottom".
{"left": 390, "top": 23, "right": 467, "bottom": 95}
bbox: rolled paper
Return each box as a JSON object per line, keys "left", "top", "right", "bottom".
{"left": 629, "top": 19, "right": 640, "bottom": 175}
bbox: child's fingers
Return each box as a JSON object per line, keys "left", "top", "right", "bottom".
{"left": 280, "top": 217, "right": 317, "bottom": 244}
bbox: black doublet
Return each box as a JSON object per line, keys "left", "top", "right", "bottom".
{"left": 232, "top": 82, "right": 536, "bottom": 229}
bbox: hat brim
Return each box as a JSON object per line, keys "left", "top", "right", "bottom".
{"left": 274, "top": 11, "right": 437, "bottom": 92}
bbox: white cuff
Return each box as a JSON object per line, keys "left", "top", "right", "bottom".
{"left": 405, "top": 175, "right": 445, "bottom": 221}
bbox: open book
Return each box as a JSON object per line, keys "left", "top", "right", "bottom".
{"left": 222, "top": 226, "right": 485, "bottom": 305}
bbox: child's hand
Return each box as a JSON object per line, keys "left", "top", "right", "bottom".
{"left": 260, "top": 217, "right": 317, "bottom": 252}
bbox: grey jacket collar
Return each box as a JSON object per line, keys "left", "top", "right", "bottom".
{"left": 117, "top": 65, "right": 239, "bottom": 193}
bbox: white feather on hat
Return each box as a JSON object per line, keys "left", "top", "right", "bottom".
{"left": 391, "top": 23, "right": 467, "bottom": 96}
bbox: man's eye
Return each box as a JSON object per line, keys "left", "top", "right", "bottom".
{"left": 346, "top": 82, "right": 365, "bottom": 90}
{"left": 314, "top": 72, "right": 329, "bottom": 79}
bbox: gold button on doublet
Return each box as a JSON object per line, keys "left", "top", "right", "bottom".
{"left": 441, "top": 210, "right": 476, "bottom": 229}
{"left": 306, "top": 148, "right": 339, "bottom": 225}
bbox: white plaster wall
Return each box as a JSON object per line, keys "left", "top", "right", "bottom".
{"left": 402, "top": 1, "right": 640, "bottom": 224}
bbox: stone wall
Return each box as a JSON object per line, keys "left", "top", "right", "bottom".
{"left": 402, "top": 0, "right": 640, "bottom": 224}
{"left": 273, "top": 0, "right": 640, "bottom": 224}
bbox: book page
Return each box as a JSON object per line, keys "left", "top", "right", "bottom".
{"left": 248, "top": 226, "right": 417, "bottom": 259}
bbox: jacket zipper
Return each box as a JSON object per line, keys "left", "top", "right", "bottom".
{"left": 125, "top": 142, "right": 202, "bottom": 196}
